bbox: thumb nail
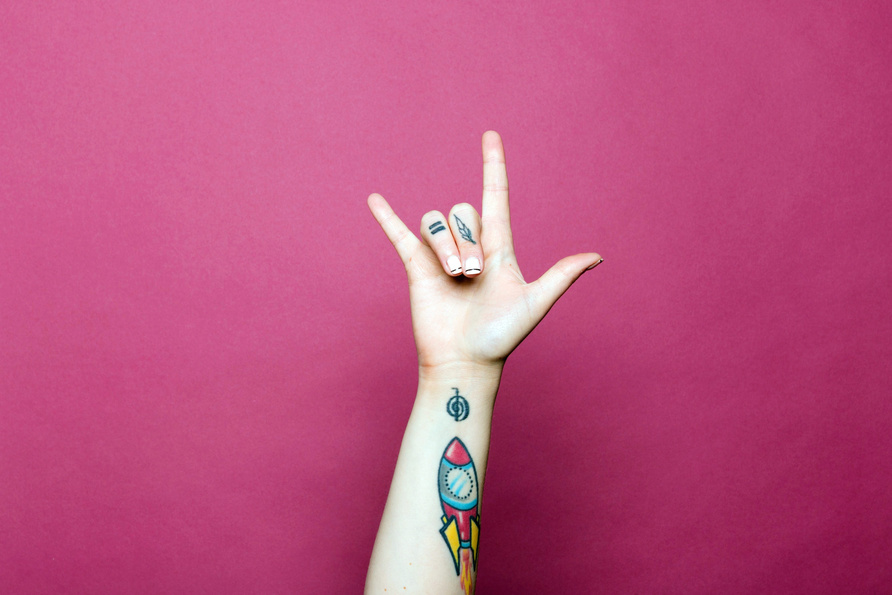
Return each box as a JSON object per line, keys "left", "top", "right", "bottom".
{"left": 585, "top": 258, "right": 604, "bottom": 271}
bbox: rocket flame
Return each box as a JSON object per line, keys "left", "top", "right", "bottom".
{"left": 459, "top": 548, "right": 474, "bottom": 595}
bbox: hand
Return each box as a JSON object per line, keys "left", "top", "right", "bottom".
{"left": 368, "top": 131, "right": 602, "bottom": 375}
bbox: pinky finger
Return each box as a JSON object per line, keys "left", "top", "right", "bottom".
{"left": 367, "top": 193, "right": 422, "bottom": 266}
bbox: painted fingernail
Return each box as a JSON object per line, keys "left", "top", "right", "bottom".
{"left": 586, "top": 258, "right": 604, "bottom": 270}
{"left": 464, "top": 257, "right": 481, "bottom": 274}
{"left": 447, "top": 255, "right": 463, "bottom": 274}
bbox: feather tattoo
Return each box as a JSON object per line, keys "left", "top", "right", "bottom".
{"left": 454, "top": 215, "right": 476, "bottom": 244}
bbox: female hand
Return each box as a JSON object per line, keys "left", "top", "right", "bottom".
{"left": 368, "top": 131, "right": 602, "bottom": 376}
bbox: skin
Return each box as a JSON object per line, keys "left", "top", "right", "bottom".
{"left": 365, "top": 131, "right": 602, "bottom": 594}
{"left": 368, "top": 131, "right": 602, "bottom": 372}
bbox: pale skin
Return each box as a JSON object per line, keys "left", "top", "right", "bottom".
{"left": 365, "top": 131, "right": 602, "bottom": 594}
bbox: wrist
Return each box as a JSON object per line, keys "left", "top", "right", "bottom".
{"left": 416, "top": 360, "right": 504, "bottom": 414}
{"left": 418, "top": 359, "right": 504, "bottom": 386}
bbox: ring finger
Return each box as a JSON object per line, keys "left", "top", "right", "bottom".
{"left": 449, "top": 203, "right": 484, "bottom": 277}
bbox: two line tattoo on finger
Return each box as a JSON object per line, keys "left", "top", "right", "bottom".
{"left": 429, "top": 221, "right": 447, "bottom": 235}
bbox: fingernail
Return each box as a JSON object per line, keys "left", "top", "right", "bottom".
{"left": 447, "top": 255, "right": 463, "bottom": 274}
{"left": 464, "top": 257, "right": 481, "bottom": 274}
{"left": 586, "top": 258, "right": 604, "bottom": 271}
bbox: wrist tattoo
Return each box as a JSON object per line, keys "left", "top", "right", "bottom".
{"left": 438, "top": 437, "right": 480, "bottom": 594}
{"left": 453, "top": 215, "right": 476, "bottom": 244}
{"left": 447, "top": 388, "right": 469, "bottom": 422}
{"left": 429, "top": 221, "right": 447, "bottom": 235}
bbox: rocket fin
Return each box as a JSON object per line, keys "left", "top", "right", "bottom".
{"left": 470, "top": 516, "right": 480, "bottom": 570}
{"left": 440, "top": 516, "right": 461, "bottom": 574}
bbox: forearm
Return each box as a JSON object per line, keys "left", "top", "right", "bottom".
{"left": 365, "top": 362, "right": 503, "bottom": 595}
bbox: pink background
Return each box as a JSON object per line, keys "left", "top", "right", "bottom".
{"left": 2, "top": 1, "right": 890, "bottom": 593}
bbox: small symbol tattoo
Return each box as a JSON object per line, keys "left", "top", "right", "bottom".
{"left": 429, "top": 221, "right": 447, "bottom": 235}
{"left": 453, "top": 215, "right": 476, "bottom": 244}
{"left": 447, "top": 388, "right": 469, "bottom": 422}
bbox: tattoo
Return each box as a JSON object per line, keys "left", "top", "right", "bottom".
{"left": 453, "top": 215, "right": 476, "bottom": 244}
{"left": 429, "top": 221, "right": 447, "bottom": 235}
{"left": 447, "top": 388, "right": 469, "bottom": 421}
{"left": 438, "top": 437, "right": 480, "bottom": 594}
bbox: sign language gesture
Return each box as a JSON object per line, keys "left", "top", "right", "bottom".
{"left": 365, "top": 132, "right": 602, "bottom": 594}
{"left": 368, "top": 131, "right": 603, "bottom": 375}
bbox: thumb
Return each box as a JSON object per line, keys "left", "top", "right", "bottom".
{"left": 528, "top": 253, "right": 603, "bottom": 320}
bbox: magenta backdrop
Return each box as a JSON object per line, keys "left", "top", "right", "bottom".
{"left": 2, "top": 1, "right": 890, "bottom": 593}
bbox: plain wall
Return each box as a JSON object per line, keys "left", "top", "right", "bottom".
{"left": 2, "top": 1, "right": 890, "bottom": 593}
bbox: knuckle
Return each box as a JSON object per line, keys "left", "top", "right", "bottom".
{"left": 481, "top": 214, "right": 510, "bottom": 228}
{"left": 556, "top": 265, "right": 574, "bottom": 280}
{"left": 421, "top": 211, "right": 446, "bottom": 233}
{"left": 391, "top": 228, "right": 412, "bottom": 248}
{"left": 450, "top": 202, "right": 476, "bottom": 216}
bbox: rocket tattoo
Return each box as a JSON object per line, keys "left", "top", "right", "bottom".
{"left": 438, "top": 437, "right": 480, "bottom": 594}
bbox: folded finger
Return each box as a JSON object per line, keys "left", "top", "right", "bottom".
{"left": 449, "top": 203, "right": 484, "bottom": 277}
{"left": 420, "top": 210, "right": 463, "bottom": 276}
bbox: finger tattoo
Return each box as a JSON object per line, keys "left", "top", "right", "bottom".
{"left": 429, "top": 221, "right": 447, "bottom": 235}
{"left": 453, "top": 215, "right": 476, "bottom": 244}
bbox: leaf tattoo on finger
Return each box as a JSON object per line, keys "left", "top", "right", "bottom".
{"left": 454, "top": 215, "right": 476, "bottom": 244}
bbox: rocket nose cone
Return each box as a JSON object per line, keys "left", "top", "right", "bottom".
{"left": 443, "top": 437, "right": 472, "bottom": 466}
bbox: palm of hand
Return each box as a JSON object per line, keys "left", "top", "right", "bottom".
{"left": 406, "top": 247, "right": 534, "bottom": 368}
